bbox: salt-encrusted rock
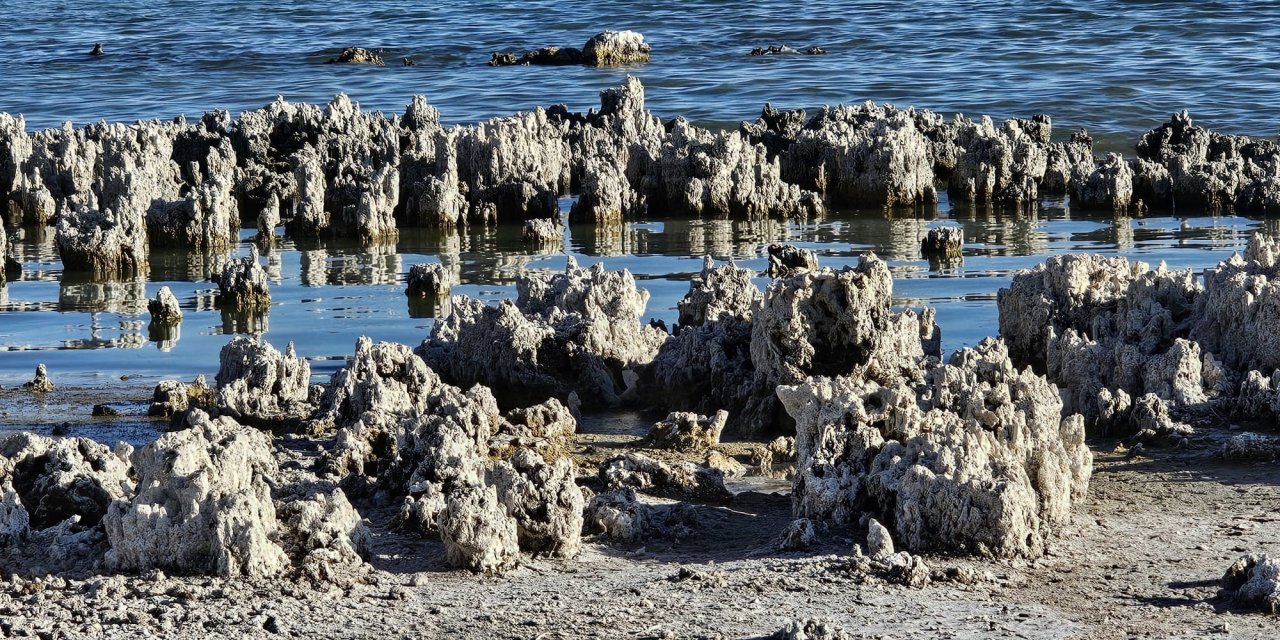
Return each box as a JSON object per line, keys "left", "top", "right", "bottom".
{"left": 780, "top": 338, "right": 1092, "bottom": 558}
{"left": 500, "top": 397, "right": 577, "bottom": 443}
{"left": 215, "top": 337, "right": 312, "bottom": 427}
{"left": 21, "top": 364, "right": 54, "bottom": 392}
{"left": 599, "top": 453, "right": 732, "bottom": 503}
{"left": 438, "top": 483, "right": 520, "bottom": 573}
{"left": 1221, "top": 553, "right": 1280, "bottom": 614}
{"left": 146, "top": 286, "right": 183, "bottom": 324}
{"left": 776, "top": 102, "right": 937, "bottom": 209}
{"left": 450, "top": 108, "right": 569, "bottom": 222}
{"left": 647, "top": 254, "right": 938, "bottom": 437}
{"left": 0, "top": 433, "right": 133, "bottom": 535}
{"left": 405, "top": 262, "right": 453, "bottom": 297}
{"left": 522, "top": 217, "right": 562, "bottom": 245}
{"left": 146, "top": 140, "right": 239, "bottom": 248}
{"left": 771, "top": 619, "right": 852, "bottom": 640}
{"left": 583, "top": 488, "right": 699, "bottom": 542}
{"left": 1073, "top": 152, "right": 1134, "bottom": 212}
{"left": 277, "top": 489, "right": 371, "bottom": 585}
{"left": 490, "top": 31, "right": 650, "bottom": 68}
{"left": 327, "top": 47, "right": 384, "bottom": 65}
{"left": 766, "top": 244, "right": 818, "bottom": 278}
{"left": 1042, "top": 129, "right": 1095, "bottom": 194}
{"left": 0, "top": 434, "right": 135, "bottom": 576}
{"left": 146, "top": 376, "right": 212, "bottom": 418}
{"left": 217, "top": 245, "right": 271, "bottom": 310}
{"left": 866, "top": 518, "right": 894, "bottom": 561}
{"left": 776, "top": 518, "right": 816, "bottom": 551}
{"left": 1131, "top": 110, "right": 1280, "bottom": 213}
{"left": 677, "top": 257, "right": 760, "bottom": 328}
{"left": 491, "top": 448, "right": 584, "bottom": 558}
{"left": 256, "top": 193, "right": 281, "bottom": 245}
{"left": 920, "top": 227, "right": 963, "bottom": 260}
{"left": 1220, "top": 432, "right": 1280, "bottom": 461}
{"left": 104, "top": 410, "right": 290, "bottom": 577}
{"left": 421, "top": 258, "right": 666, "bottom": 410}
{"left": 645, "top": 410, "right": 728, "bottom": 451}
{"left": 570, "top": 159, "right": 644, "bottom": 223}
{"left": 1193, "top": 234, "right": 1280, "bottom": 372}
{"left": 704, "top": 450, "right": 746, "bottom": 478}
{"left": 647, "top": 118, "right": 822, "bottom": 219}
{"left": 582, "top": 31, "right": 651, "bottom": 66}
{"left": 752, "top": 257, "right": 932, "bottom": 390}
{"left": 55, "top": 206, "right": 148, "bottom": 279}
{"left": 948, "top": 115, "right": 1051, "bottom": 209}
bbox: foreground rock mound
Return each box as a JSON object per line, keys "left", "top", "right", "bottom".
{"left": 104, "top": 410, "right": 288, "bottom": 577}
{"left": 1, "top": 433, "right": 132, "bottom": 575}
{"left": 780, "top": 338, "right": 1091, "bottom": 558}
{"left": 215, "top": 336, "right": 313, "bottom": 427}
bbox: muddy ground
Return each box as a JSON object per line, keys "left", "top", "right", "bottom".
{"left": 0, "top": 387, "right": 1277, "bottom": 639}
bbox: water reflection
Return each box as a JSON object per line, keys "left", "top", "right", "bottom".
{"left": 58, "top": 276, "right": 146, "bottom": 314}
{"left": 0, "top": 201, "right": 1273, "bottom": 384}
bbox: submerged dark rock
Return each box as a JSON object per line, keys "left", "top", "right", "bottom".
{"left": 327, "top": 47, "right": 384, "bottom": 65}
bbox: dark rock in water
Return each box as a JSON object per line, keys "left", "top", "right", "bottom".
{"left": 402, "top": 57, "right": 415, "bottom": 67}
{"left": 490, "top": 31, "right": 649, "bottom": 67}
{"left": 405, "top": 262, "right": 453, "bottom": 297}
{"left": 91, "top": 404, "right": 119, "bottom": 417}
{"left": 751, "top": 45, "right": 824, "bottom": 56}
{"left": 216, "top": 246, "right": 271, "bottom": 311}
{"left": 89, "top": 43, "right": 103, "bottom": 57}
{"left": 766, "top": 244, "right": 819, "bottom": 278}
{"left": 920, "top": 227, "right": 963, "bottom": 260}
{"left": 327, "top": 47, "right": 384, "bottom": 65}
{"left": 490, "top": 47, "right": 584, "bottom": 67}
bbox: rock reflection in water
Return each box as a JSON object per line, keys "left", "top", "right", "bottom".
{"left": 147, "top": 321, "right": 181, "bottom": 352}
{"left": 58, "top": 276, "right": 146, "bottom": 314}
{"left": 220, "top": 308, "right": 268, "bottom": 336}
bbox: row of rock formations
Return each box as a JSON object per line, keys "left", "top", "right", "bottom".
{"left": 998, "top": 232, "right": 1280, "bottom": 445}
{"left": 3, "top": 79, "right": 1273, "bottom": 286}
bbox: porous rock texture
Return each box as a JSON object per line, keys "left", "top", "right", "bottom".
{"left": 998, "top": 233, "right": 1280, "bottom": 436}
{"left": 276, "top": 489, "right": 371, "bottom": 586}
{"left": 920, "top": 226, "right": 963, "bottom": 260}
{"left": 438, "top": 483, "right": 520, "bottom": 574}
{"left": 643, "top": 254, "right": 940, "bottom": 437}
{"left": 146, "top": 376, "right": 213, "bottom": 418}
{"left": 491, "top": 448, "right": 584, "bottom": 558}
{"left": 599, "top": 453, "right": 733, "bottom": 503}
{"left": 405, "top": 262, "right": 453, "bottom": 297}
{"left": 1130, "top": 110, "right": 1280, "bottom": 214}
{"left": 55, "top": 206, "right": 148, "bottom": 279}
{"left": 1221, "top": 553, "right": 1280, "bottom": 615}
{"left": 583, "top": 488, "right": 699, "bottom": 542}
{"left": 147, "top": 285, "right": 183, "bottom": 323}
{"left": 217, "top": 245, "right": 271, "bottom": 311}
{"left": 645, "top": 410, "right": 728, "bottom": 451}
{"left": 0, "top": 433, "right": 133, "bottom": 575}
{"left": 215, "top": 336, "right": 313, "bottom": 427}
{"left": 522, "top": 217, "right": 562, "bottom": 245}
{"left": 489, "top": 30, "right": 650, "bottom": 68}
{"left": 779, "top": 338, "right": 1092, "bottom": 559}
{"left": 420, "top": 257, "right": 666, "bottom": 410}
{"left": 766, "top": 243, "right": 818, "bottom": 278}
{"left": 103, "top": 409, "right": 289, "bottom": 577}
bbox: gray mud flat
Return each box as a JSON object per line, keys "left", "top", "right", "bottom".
{"left": 1, "top": 417, "right": 1275, "bottom": 639}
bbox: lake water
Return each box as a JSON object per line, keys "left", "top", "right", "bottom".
{"left": 2, "top": 2, "right": 1279, "bottom": 404}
